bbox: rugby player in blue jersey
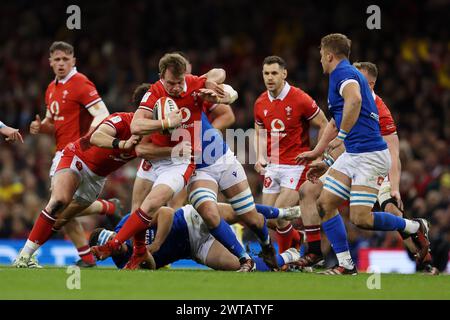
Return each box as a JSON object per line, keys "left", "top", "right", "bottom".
{"left": 297, "top": 33, "right": 430, "bottom": 275}
{"left": 90, "top": 203, "right": 301, "bottom": 271}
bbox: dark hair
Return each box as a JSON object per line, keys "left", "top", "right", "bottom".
{"left": 263, "top": 56, "right": 287, "bottom": 69}
{"left": 49, "top": 41, "right": 74, "bottom": 55}
{"left": 89, "top": 228, "right": 104, "bottom": 247}
{"left": 132, "top": 83, "right": 151, "bottom": 108}
{"left": 353, "top": 61, "right": 378, "bottom": 79}
{"left": 159, "top": 53, "right": 187, "bottom": 78}
{"left": 320, "top": 33, "right": 351, "bottom": 59}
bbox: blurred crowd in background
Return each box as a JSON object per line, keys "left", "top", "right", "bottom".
{"left": 0, "top": 0, "right": 449, "bottom": 271}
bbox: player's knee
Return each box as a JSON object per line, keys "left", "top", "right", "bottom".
{"left": 239, "top": 211, "right": 261, "bottom": 230}
{"left": 147, "top": 193, "right": 171, "bottom": 213}
{"left": 349, "top": 210, "right": 372, "bottom": 229}
{"left": 47, "top": 199, "right": 69, "bottom": 216}
{"left": 198, "top": 202, "right": 220, "bottom": 227}
{"left": 381, "top": 198, "right": 402, "bottom": 216}
{"left": 317, "top": 197, "right": 333, "bottom": 217}
{"left": 299, "top": 182, "right": 321, "bottom": 201}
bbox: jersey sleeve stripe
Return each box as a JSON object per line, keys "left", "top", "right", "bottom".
{"left": 338, "top": 79, "right": 359, "bottom": 96}
{"left": 255, "top": 120, "right": 264, "bottom": 126}
{"left": 85, "top": 98, "right": 102, "bottom": 109}
{"left": 103, "top": 121, "right": 118, "bottom": 131}
{"left": 306, "top": 107, "right": 320, "bottom": 120}
{"left": 138, "top": 106, "right": 154, "bottom": 113}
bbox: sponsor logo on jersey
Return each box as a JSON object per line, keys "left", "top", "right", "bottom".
{"left": 110, "top": 116, "right": 122, "bottom": 124}
{"left": 270, "top": 119, "right": 285, "bottom": 132}
{"left": 50, "top": 101, "right": 65, "bottom": 121}
{"left": 180, "top": 107, "right": 191, "bottom": 123}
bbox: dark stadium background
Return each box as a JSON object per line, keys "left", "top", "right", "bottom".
{"left": 0, "top": 0, "right": 448, "bottom": 271}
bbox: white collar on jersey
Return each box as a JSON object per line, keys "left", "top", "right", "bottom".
{"left": 268, "top": 81, "right": 291, "bottom": 102}
{"left": 371, "top": 90, "right": 376, "bottom": 101}
{"left": 160, "top": 77, "right": 188, "bottom": 94}
{"left": 55, "top": 67, "right": 77, "bottom": 85}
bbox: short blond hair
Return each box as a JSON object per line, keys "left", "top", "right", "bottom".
{"left": 353, "top": 61, "right": 378, "bottom": 80}
{"left": 320, "top": 33, "right": 351, "bottom": 59}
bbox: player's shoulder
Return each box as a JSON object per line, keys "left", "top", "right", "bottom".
{"left": 375, "top": 94, "right": 386, "bottom": 105}
{"left": 72, "top": 71, "right": 91, "bottom": 83}
{"left": 288, "top": 85, "right": 306, "bottom": 98}
{"left": 69, "top": 72, "right": 98, "bottom": 91}
{"left": 106, "top": 112, "right": 134, "bottom": 122}
{"left": 254, "top": 91, "right": 269, "bottom": 106}
{"left": 375, "top": 94, "right": 392, "bottom": 112}
{"left": 287, "top": 85, "right": 314, "bottom": 103}
{"left": 332, "top": 62, "right": 359, "bottom": 80}
{"left": 186, "top": 74, "right": 204, "bottom": 83}
{"left": 46, "top": 80, "right": 56, "bottom": 91}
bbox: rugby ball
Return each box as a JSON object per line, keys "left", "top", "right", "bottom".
{"left": 153, "top": 97, "right": 179, "bottom": 121}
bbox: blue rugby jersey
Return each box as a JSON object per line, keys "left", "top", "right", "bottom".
{"left": 195, "top": 112, "right": 229, "bottom": 169}
{"left": 328, "top": 59, "right": 387, "bottom": 153}
{"left": 112, "top": 208, "right": 191, "bottom": 269}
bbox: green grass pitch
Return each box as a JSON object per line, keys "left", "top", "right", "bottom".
{"left": 0, "top": 267, "right": 449, "bottom": 300}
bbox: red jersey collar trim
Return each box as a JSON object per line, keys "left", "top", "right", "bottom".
{"left": 268, "top": 82, "right": 290, "bottom": 102}
{"left": 55, "top": 67, "right": 77, "bottom": 85}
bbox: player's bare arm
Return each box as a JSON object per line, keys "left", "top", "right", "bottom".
{"left": 204, "top": 68, "right": 226, "bottom": 97}
{"left": 87, "top": 101, "right": 110, "bottom": 128}
{"left": 296, "top": 118, "right": 338, "bottom": 163}
{"left": 327, "top": 81, "right": 361, "bottom": 151}
{"left": 148, "top": 207, "right": 175, "bottom": 254}
{"left": 384, "top": 133, "right": 403, "bottom": 209}
{"left": 199, "top": 84, "right": 238, "bottom": 104}
{"left": 254, "top": 122, "right": 268, "bottom": 174}
{"left": 309, "top": 109, "right": 328, "bottom": 142}
{"left": 90, "top": 123, "right": 140, "bottom": 150}
{"left": 0, "top": 121, "right": 23, "bottom": 143}
{"left": 135, "top": 140, "right": 191, "bottom": 161}
{"left": 130, "top": 108, "right": 181, "bottom": 135}
{"left": 208, "top": 104, "right": 235, "bottom": 130}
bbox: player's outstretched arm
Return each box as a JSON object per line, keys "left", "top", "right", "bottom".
{"left": 339, "top": 82, "right": 362, "bottom": 136}
{"left": 87, "top": 101, "right": 110, "bottom": 128}
{"left": 309, "top": 109, "right": 328, "bottom": 142}
{"left": 203, "top": 68, "right": 226, "bottom": 85}
{"left": 296, "top": 119, "right": 337, "bottom": 163}
{"left": 0, "top": 121, "right": 23, "bottom": 143}
{"left": 90, "top": 124, "right": 140, "bottom": 149}
{"left": 254, "top": 123, "right": 268, "bottom": 174}
{"left": 131, "top": 108, "right": 181, "bottom": 135}
{"left": 208, "top": 104, "right": 235, "bottom": 130}
{"left": 135, "top": 140, "right": 174, "bottom": 160}
{"left": 148, "top": 207, "right": 175, "bottom": 254}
